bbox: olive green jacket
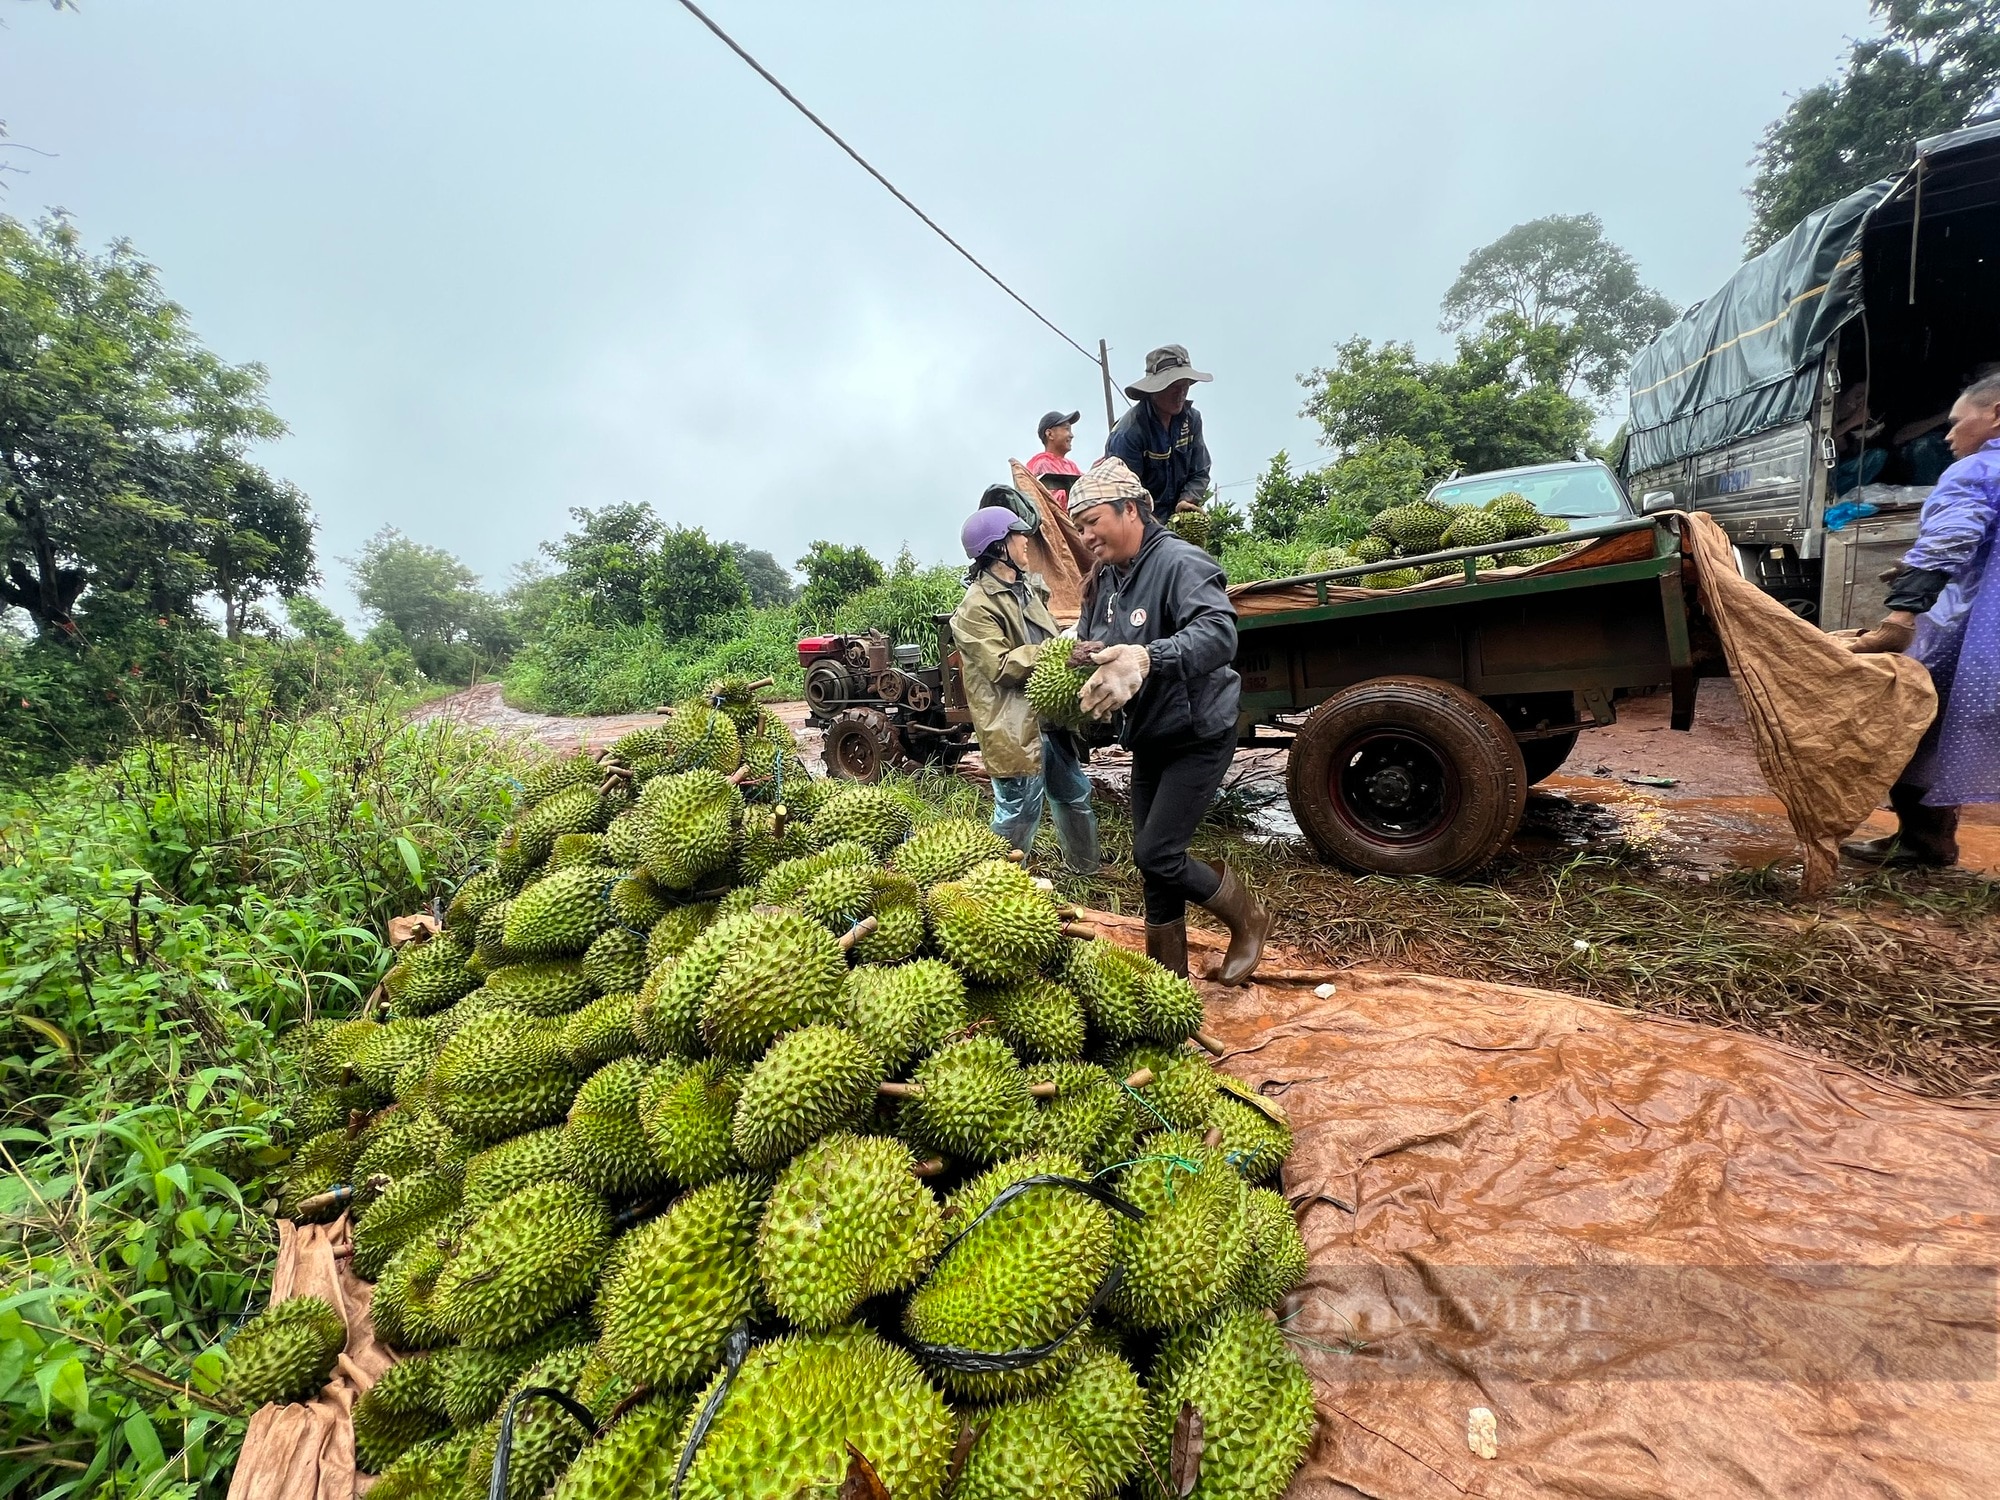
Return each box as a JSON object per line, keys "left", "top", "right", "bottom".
{"left": 950, "top": 568, "right": 1062, "bottom": 778}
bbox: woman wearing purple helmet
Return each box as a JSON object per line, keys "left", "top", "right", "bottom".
{"left": 949, "top": 494, "right": 1101, "bottom": 872}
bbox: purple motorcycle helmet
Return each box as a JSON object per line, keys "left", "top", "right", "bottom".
{"left": 960, "top": 505, "right": 1035, "bottom": 562}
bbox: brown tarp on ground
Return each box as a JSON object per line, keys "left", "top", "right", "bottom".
{"left": 1118, "top": 911, "right": 2000, "bottom": 1500}
{"left": 227, "top": 1216, "right": 396, "bottom": 1500}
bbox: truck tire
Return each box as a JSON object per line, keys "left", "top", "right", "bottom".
{"left": 823, "top": 708, "right": 896, "bottom": 784}
{"left": 1286, "top": 676, "right": 1528, "bottom": 878}
{"left": 1520, "top": 731, "right": 1579, "bottom": 785}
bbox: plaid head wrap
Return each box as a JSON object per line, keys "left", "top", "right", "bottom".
{"left": 1066, "top": 456, "right": 1150, "bottom": 516}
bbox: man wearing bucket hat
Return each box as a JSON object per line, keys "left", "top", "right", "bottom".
{"left": 1105, "top": 344, "right": 1214, "bottom": 518}
{"left": 950, "top": 504, "right": 1101, "bottom": 873}
{"left": 1064, "top": 457, "right": 1269, "bottom": 984}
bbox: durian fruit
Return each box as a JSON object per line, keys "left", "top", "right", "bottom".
{"left": 752, "top": 841, "right": 874, "bottom": 906}
{"left": 516, "top": 783, "right": 611, "bottom": 869}
{"left": 796, "top": 863, "right": 925, "bottom": 963}
{"left": 580, "top": 926, "right": 647, "bottom": 997}
{"left": 903, "top": 1152, "right": 1116, "bottom": 1399}
{"left": 1438, "top": 508, "right": 1506, "bottom": 551}
{"left": 671, "top": 1326, "right": 956, "bottom": 1500}
{"left": 609, "top": 723, "right": 668, "bottom": 764}
{"left": 350, "top": 1018, "right": 442, "bottom": 1094}
{"left": 432, "top": 1011, "right": 578, "bottom": 1143}
{"left": 602, "top": 809, "right": 646, "bottom": 867}
{"left": 606, "top": 870, "right": 668, "bottom": 931}
{"left": 494, "top": 826, "right": 535, "bottom": 889}
{"left": 968, "top": 976, "right": 1087, "bottom": 1062}
{"left": 754, "top": 1132, "right": 947, "bottom": 1331}
{"left": 1107, "top": 1132, "right": 1251, "bottom": 1330}
{"left": 548, "top": 832, "right": 608, "bottom": 871}
{"left": 302, "top": 1017, "right": 376, "bottom": 1085}
{"left": 382, "top": 935, "right": 477, "bottom": 1017}
{"left": 1384, "top": 498, "right": 1449, "bottom": 552}
{"left": 1139, "top": 1309, "right": 1316, "bottom": 1500}
{"left": 730, "top": 1023, "right": 884, "bottom": 1170}
{"left": 1027, "top": 1063, "right": 1135, "bottom": 1171}
{"left": 688, "top": 909, "right": 848, "bottom": 1061}
{"left": 631, "top": 954, "right": 697, "bottom": 1060}
{"left": 351, "top": 1164, "right": 463, "bottom": 1281}
{"left": 290, "top": 1081, "right": 373, "bottom": 1139}
{"left": 1350, "top": 533, "right": 1396, "bottom": 565}
{"left": 367, "top": 1426, "right": 479, "bottom": 1500}
{"left": 1048, "top": 1339, "right": 1148, "bottom": 1495}
{"left": 638, "top": 1056, "right": 746, "bottom": 1187}
{"left": 351, "top": 1353, "right": 449, "bottom": 1474}
{"left": 564, "top": 1055, "right": 669, "bottom": 1198}
{"left": 460, "top": 1125, "right": 571, "bottom": 1218}
{"left": 1418, "top": 557, "right": 1465, "bottom": 580}
{"left": 897, "top": 1033, "right": 1038, "bottom": 1165}
{"left": 517, "top": 752, "right": 599, "bottom": 808}
{"left": 371, "top": 1237, "right": 450, "bottom": 1351}
{"left": 434, "top": 1317, "right": 589, "bottom": 1426}
{"left": 1360, "top": 568, "right": 1422, "bottom": 590}
{"left": 481, "top": 958, "right": 593, "bottom": 1016}
{"left": 925, "top": 859, "right": 1063, "bottom": 983}
{"left": 446, "top": 870, "right": 510, "bottom": 943}
{"left": 703, "top": 674, "right": 767, "bottom": 730}
{"left": 220, "top": 1295, "right": 347, "bottom": 1412}
{"left": 278, "top": 1129, "right": 361, "bottom": 1219}
{"left": 546, "top": 1393, "right": 694, "bottom": 1500}
{"left": 1025, "top": 641, "right": 1092, "bottom": 733}
{"left": 839, "top": 959, "right": 967, "bottom": 1072}
{"left": 592, "top": 1175, "right": 764, "bottom": 1389}
{"left": 1511, "top": 542, "right": 1568, "bottom": 566}
{"left": 951, "top": 1397, "right": 1091, "bottom": 1500}
{"left": 660, "top": 701, "right": 743, "bottom": 775}
{"left": 635, "top": 769, "right": 744, "bottom": 889}
{"left": 1108, "top": 1042, "right": 1216, "bottom": 1132}
{"left": 351, "top": 1110, "right": 453, "bottom": 1190}
{"left": 467, "top": 1343, "right": 641, "bottom": 1500}
{"left": 1168, "top": 505, "right": 1213, "bottom": 551}
{"left": 559, "top": 990, "right": 639, "bottom": 1071}
{"left": 1485, "top": 489, "right": 1545, "bottom": 535}
{"left": 889, "top": 817, "right": 1011, "bottom": 890}
{"left": 1366, "top": 506, "right": 1402, "bottom": 541}
{"left": 808, "top": 784, "right": 913, "bottom": 860}
{"left": 1233, "top": 1188, "right": 1309, "bottom": 1310}
{"left": 734, "top": 802, "right": 811, "bottom": 882}
{"left": 473, "top": 898, "right": 516, "bottom": 972}
{"left": 1208, "top": 1077, "right": 1293, "bottom": 1182}
{"left": 643, "top": 901, "right": 715, "bottom": 969}
{"left": 503, "top": 865, "right": 621, "bottom": 959}
{"left": 1061, "top": 940, "right": 1204, "bottom": 1046}
{"left": 432, "top": 1181, "right": 613, "bottom": 1349}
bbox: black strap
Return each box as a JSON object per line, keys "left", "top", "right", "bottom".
{"left": 487, "top": 1386, "right": 598, "bottom": 1500}
{"left": 671, "top": 1322, "right": 752, "bottom": 1496}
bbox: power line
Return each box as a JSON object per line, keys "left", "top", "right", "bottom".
{"left": 671, "top": 0, "right": 1098, "bottom": 365}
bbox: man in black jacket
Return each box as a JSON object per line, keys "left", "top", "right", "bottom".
{"left": 1067, "top": 457, "right": 1269, "bottom": 983}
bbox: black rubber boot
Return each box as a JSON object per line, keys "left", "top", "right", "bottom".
{"left": 1197, "top": 861, "right": 1271, "bottom": 986}
{"left": 1146, "top": 920, "right": 1189, "bottom": 979}
{"left": 1842, "top": 783, "right": 1960, "bottom": 868}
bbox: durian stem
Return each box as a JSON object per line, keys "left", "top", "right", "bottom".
{"left": 1192, "top": 1030, "right": 1227, "bottom": 1057}
{"left": 1202, "top": 1126, "right": 1224, "bottom": 1149}
{"left": 743, "top": 676, "right": 775, "bottom": 692}
{"left": 1026, "top": 1081, "right": 1059, "bottom": 1099}
{"left": 726, "top": 765, "right": 756, "bottom": 786}
{"left": 1060, "top": 922, "right": 1098, "bottom": 940}
{"left": 1123, "top": 1068, "right": 1155, "bottom": 1089}
{"left": 910, "top": 1157, "right": 944, "bottom": 1178}
{"left": 292, "top": 1183, "right": 354, "bottom": 1217}
{"left": 837, "top": 916, "right": 880, "bottom": 952}
{"left": 772, "top": 805, "right": 788, "bottom": 839}
{"left": 878, "top": 1081, "right": 923, "bottom": 1100}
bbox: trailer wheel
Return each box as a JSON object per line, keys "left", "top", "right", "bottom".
{"left": 1287, "top": 677, "right": 1528, "bottom": 877}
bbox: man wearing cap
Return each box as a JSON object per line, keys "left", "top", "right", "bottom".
{"left": 1064, "top": 457, "right": 1268, "bottom": 984}
{"left": 1105, "top": 345, "right": 1213, "bottom": 518}
{"left": 1027, "top": 410, "right": 1082, "bottom": 508}
{"left": 951, "top": 504, "right": 1101, "bottom": 873}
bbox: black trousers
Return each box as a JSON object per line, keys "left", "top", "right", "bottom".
{"left": 1128, "top": 731, "right": 1232, "bottom": 924}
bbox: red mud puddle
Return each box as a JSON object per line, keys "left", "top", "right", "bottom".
{"left": 1537, "top": 774, "right": 2000, "bottom": 877}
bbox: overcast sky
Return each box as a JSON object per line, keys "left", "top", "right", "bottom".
{"left": 5, "top": 0, "right": 1870, "bottom": 619}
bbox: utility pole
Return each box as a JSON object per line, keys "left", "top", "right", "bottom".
{"left": 1098, "top": 339, "right": 1119, "bottom": 435}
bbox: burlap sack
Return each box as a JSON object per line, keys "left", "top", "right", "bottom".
{"left": 1009, "top": 460, "right": 1095, "bottom": 626}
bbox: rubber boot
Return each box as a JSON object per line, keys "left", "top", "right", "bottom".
{"left": 1197, "top": 861, "right": 1271, "bottom": 986}
{"left": 1146, "top": 919, "right": 1189, "bottom": 980}
{"left": 1842, "top": 784, "right": 1960, "bottom": 868}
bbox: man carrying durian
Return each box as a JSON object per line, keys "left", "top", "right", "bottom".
{"left": 1066, "top": 457, "right": 1269, "bottom": 984}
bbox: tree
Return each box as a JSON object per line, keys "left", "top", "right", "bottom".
{"left": 1746, "top": 1, "right": 2000, "bottom": 253}
{"left": 796, "top": 541, "right": 885, "bottom": 628}
{"left": 1250, "top": 451, "right": 1333, "bottom": 540}
{"left": 201, "top": 464, "right": 317, "bottom": 640}
{"left": 541, "top": 502, "right": 660, "bottom": 627}
{"left": 347, "top": 526, "right": 504, "bottom": 681}
{"left": 645, "top": 526, "right": 747, "bottom": 639}
{"left": 728, "top": 542, "right": 798, "bottom": 607}
{"left": 1440, "top": 213, "right": 1675, "bottom": 401}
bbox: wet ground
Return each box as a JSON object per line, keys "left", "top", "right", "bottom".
{"left": 415, "top": 679, "right": 1998, "bottom": 879}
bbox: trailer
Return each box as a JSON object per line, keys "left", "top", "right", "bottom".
{"left": 1229, "top": 516, "right": 1720, "bottom": 877}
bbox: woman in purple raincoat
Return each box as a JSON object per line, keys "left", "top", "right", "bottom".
{"left": 1844, "top": 372, "right": 2000, "bottom": 867}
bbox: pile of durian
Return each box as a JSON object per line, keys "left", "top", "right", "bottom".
{"left": 1304, "top": 489, "right": 1574, "bottom": 589}
{"left": 232, "top": 676, "right": 1318, "bottom": 1500}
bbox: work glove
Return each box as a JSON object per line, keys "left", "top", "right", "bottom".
{"left": 1847, "top": 611, "right": 1916, "bottom": 654}
{"left": 1080, "top": 644, "right": 1150, "bottom": 719}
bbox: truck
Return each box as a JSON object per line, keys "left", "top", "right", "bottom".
{"left": 1619, "top": 117, "right": 1999, "bottom": 629}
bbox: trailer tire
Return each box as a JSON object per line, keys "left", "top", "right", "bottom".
{"left": 1287, "top": 676, "right": 1528, "bottom": 878}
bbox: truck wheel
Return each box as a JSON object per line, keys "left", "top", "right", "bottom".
{"left": 1520, "top": 732, "right": 1579, "bottom": 785}
{"left": 823, "top": 708, "right": 895, "bottom": 783}
{"left": 1287, "top": 677, "right": 1528, "bottom": 878}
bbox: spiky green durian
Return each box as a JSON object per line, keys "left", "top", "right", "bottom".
{"left": 903, "top": 1152, "right": 1115, "bottom": 1399}
{"left": 643, "top": 901, "right": 716, "bottom": 970}
{"left": 926, "top": 860, "right": 1063, "bottom": 983}
{"left": 671, "top": 1326, "right": 956, "bottom": 1500}
{"left": 473, "top": 897, "right": 517, "bottom": 970}
{"left": 839, "top": 959, "right": 966, "bottom": 1072}
{"left": 1049, "top": 1341, "right": 1147, "bottom": 1496}
{"left": 278, "top": 1128, "right": 361, "bottom": 1220}
{"left": 732, "top": 802, "right": 811, "bottom": 882}
{"left": 383, "top": 934, "right": 478, "bottom": 1018}
{"left": 303, "top": 1017, "right": 377, "bottom": 1086}
{"left": 701, "top": 674, "right": 766, "bottom": 730}
{"left": 351, "top": 1353, "right": 449, "bottom": 1474}
{"left": 494, "top": 825, "right": 535, "bottom": 887}
{"left": 431, "top": 1011, "right": 577, "bottom": 1142}
{"left": 371, "top": 1236, "right": 450, "bottom": 1351}
{"left": 545, "top": 1393, "right": 692, "bottom": 1500}
{"left": 592, "top": 1176, "right": 763, "bottom": 1389}
{"left": 1140, "top": 1309, "right": 1315, "bottom": 1500}
{"left": 432, "top": 1180, "right": 613, "bottom": 1349}
{"left": 609, "top": 723, "right": 669, "bottom": 764}
{"left": 350, "top": 1018, "right": 442, "bottom": 1094}
{"left": 601, "top": 868, "right": 664, "bottom": 929}
{"left": 516, "top": 783, "right": 612, "bottom": 871}
{"left": 751, "top": 840, "right": 874, "bottom": 906}
{"left": 367, "top": 1425, "right": 479, "bottom": 1500}
{"left": 889, "top": 817, "right": 1012, "bottom": 890}
{"left": 1366, "top": 506, "right": 1403, "bottom": 541}
{"left": 1360, "top": 567, "right": 1422, "bottom": 589}
{"left": 503, "top": 865, "right": 621, "bottom": 959}
{"left": 221, "top": 1295, "right": 347, "bottom": 1413}
{"left": 1025, "top": 639, "right": 1092, "bottom": 732}
{"left": 1108, "top": 1132, "right": 1251, "bottom": 1330}
{"left": 633, "top": 769, "right": 743, "bottom": 890}
{"left": 1384, "top": 498, "right": 1449, "bottom": 551}
{"left": 1438, "top": 508, "right": 1506, "bottom": 550}
{"left": 352, "top": 1164, "right": 463, "bottom": 1281}
{"left": 969, "top": 976, "right": 1086, "bottom": 1062}
{"left": 518, "top": 752, "right": 599, "bottom": 808}
{"left": 465, "top": 1343, "right": 640, "bottom": 1500}
{"left": 796, "top": 863, "right": 925, "bottom": 963}
{"left": 565, "top": 1055, "right": 669, "bottom": 1198}
{"left": 560, "top": 990, "right": 639, "bottom": 1071}
{"left": 603, "top": 809, "right": 647, "bottom": 867}
{"left": 1351, "top": 533, "right": 1396, "bottom": 564}
{"left": 480, "top": 958, "right": 593, "bottom": 1016}
{"left": 351, "top": 1110, "right": 453, "bottom": 1190}
{"left": 1027, "top": 1063, "right": 1134, "bottom": 1171}
{"left": 434, "top": 1317, "right": 590, "bottom": 1426}
{"left": 548, "top": 832, "right": 609, "bottom": 871}
{"left": 447, "top": 870, "right": 511, "bottom": 941}
{"left": 730, "top": 1025, "right": 884, "bottom": 1171}
{"left": 1109, "top": 1043, "right": 1216, "bottom": 1132}
{"left": 638, "top": 1057, "right": 745, "bottom": 1187}
{"left": 1208, "top": 1078, "right": 1293, "bottom": 1182}
{"left": 290, "top": 1082, "right": 374, "bottom": 1140}
{"left": 631, "top": 954, "right": 696, "bottom": 1060}
{"left": 689, "top": 909, "right": 848, "bottom": 1061}
{"left": 1061, "top": 940, "right": 1204, "bottom": 1046}
{"left": 898, "top": 1034, "right": 1037, "bottom": 1165}
{"left": 1233, "top": 1188, "right": 1309, "bottom": 1310}
{"left": 951, "top": 1397, "right": 1092, "bottom": 1500}
{"left": 580, "top": 925, "right": 647, "bottom": 998}
{"left": 807, "top": 785, "right": 913, "bottom": 859}
{"left": 460, "top": 1125, "right": 571, "bottom": 1218}
{"left": 661, "top": 701, "right": 742, "bottom": 775}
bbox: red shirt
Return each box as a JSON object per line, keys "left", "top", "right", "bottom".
{"left": 1026, "top": 450, "right": 1081, "bottom": 509}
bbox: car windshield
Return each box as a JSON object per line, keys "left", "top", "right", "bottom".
{"left": 1428, "top": 466, "right": 1627, "bottom": 519}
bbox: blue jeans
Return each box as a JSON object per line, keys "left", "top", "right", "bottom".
{"left": 991, "top": 733, "right": 1100, "bottom": 872}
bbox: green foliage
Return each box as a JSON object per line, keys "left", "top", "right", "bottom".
{"left": 1746, "top": 2, "right": 2000, "bottom": 253}
{"left": 827, "top": 549, "right": 960, "bottom": 660}
{"left": 0, "top": 703, "right": 528, "bottom": 1496}
{"left": 646, "top": 527, "right": 749, "bottom": 639}
{"left": 796, "top": 541, "right": 885, "bottom": 628}
{"left": 505, "top": 605, "right": 805, "bottom": 717}
{"left": 347, "top": 526, "right": 510, "bottom": 686}
{"left": 727, "top": 543, "right": 797, "bottom": 608}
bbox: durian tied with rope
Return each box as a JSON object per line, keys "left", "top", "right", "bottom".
{"left": 660, "top": 701, "right": 742, "bottom": 775}
{"left": 795, "top": 862, "right": 925, "bottom": 963}
{"left": 1107, "top": 1129, "right": 1253, "bottom": 1329}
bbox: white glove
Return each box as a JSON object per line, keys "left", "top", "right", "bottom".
{"left": 1080, "top": 644, "right": 1150, "bottom": 719}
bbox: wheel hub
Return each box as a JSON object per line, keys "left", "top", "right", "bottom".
{"left": 1332, "top": 730, "right": 1456, "bottom": 843}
